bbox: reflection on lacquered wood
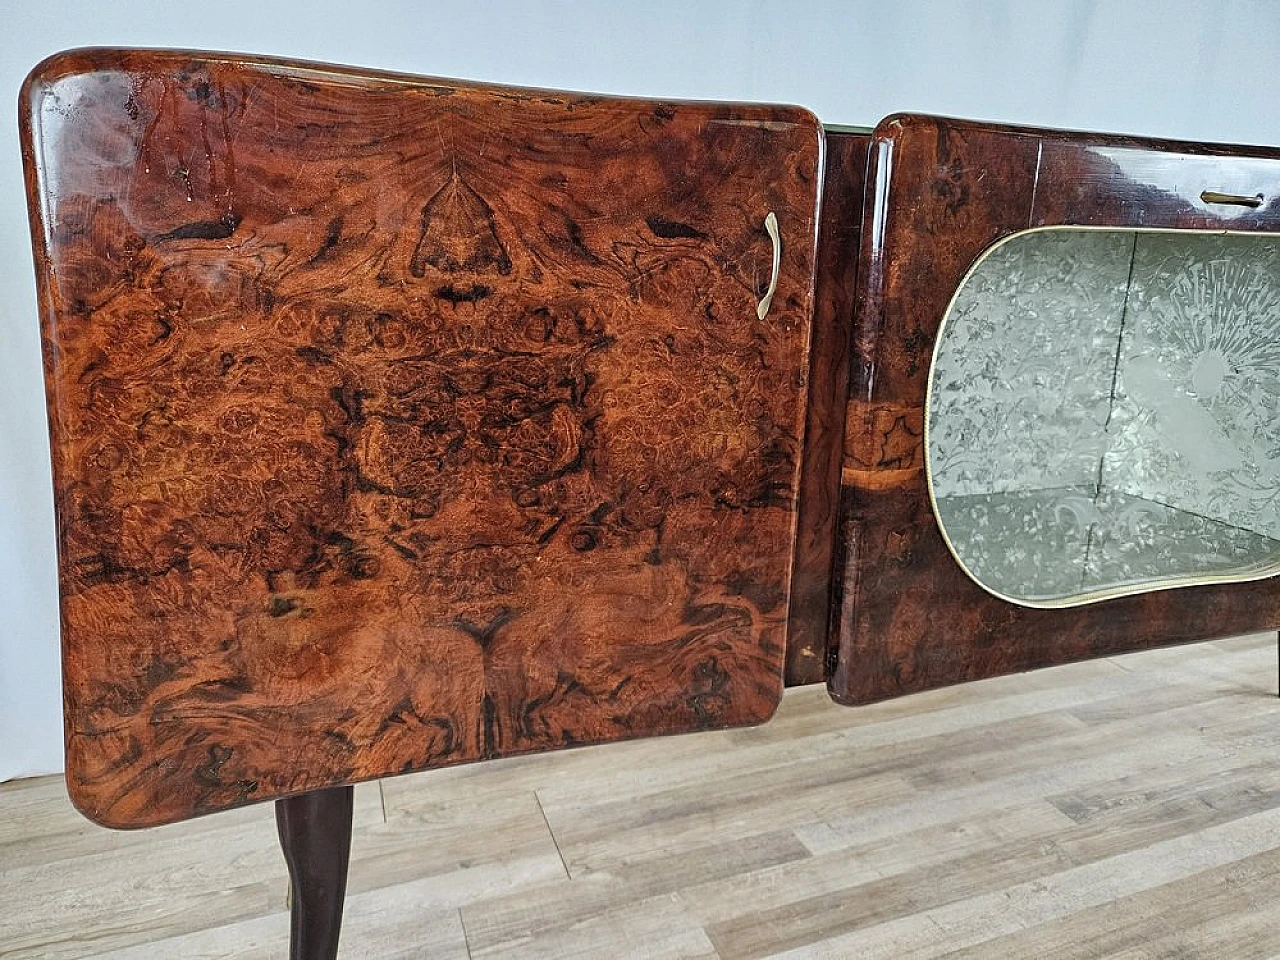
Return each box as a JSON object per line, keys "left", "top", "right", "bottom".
{"left": 830, "top": 113, "right": 1280, "bottom": 705}
{"left": 21, "top": 48, "right": 822, "bottom": 826}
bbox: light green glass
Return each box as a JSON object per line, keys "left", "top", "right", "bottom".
{"left": 927, "top": 228, "right": 1280, "bottom": 606}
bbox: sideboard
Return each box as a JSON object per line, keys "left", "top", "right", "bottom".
{"left": 21, "top": 48, "right": 1280, "bottom": 959}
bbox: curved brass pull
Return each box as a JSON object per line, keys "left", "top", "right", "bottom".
{"left": 757, "top": 211, "right": 781, "bottom": 320}
{"left": 1200, "top": 190, "right": 1264, "bottom": 208}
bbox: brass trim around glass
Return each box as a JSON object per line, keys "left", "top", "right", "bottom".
{"left": 926, "top": 224, "right": 1280, "bottom": 609}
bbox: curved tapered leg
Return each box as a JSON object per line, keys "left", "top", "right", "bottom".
{"left": 276, "top": 785, "right": 355, "bottom": 960}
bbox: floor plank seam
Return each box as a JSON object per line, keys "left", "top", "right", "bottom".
{"left": 1101, "top": 656, "right": 1138, "bottom": 674}
{"left": 535, "top": 790, "right": 573, "bottom": 881}
{"left": 458, "top": 906, "right": 476, "bottom": 960}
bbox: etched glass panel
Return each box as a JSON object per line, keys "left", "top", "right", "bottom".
{"left": 928, "top": 228, "right": 1280, "bottom": 606}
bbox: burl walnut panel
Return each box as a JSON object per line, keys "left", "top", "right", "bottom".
{"left": 831, "top": 114, "right": 1280, "bottom": 705}
{"left": 21, "top": 49, "right": 822, "bottom": 826}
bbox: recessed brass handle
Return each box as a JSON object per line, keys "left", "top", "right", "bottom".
{"left": 1200, "top": 190, "right": 1265, "bottom": 208}
{"left": 757, "top": 211, "right": 780, "bottom": 320}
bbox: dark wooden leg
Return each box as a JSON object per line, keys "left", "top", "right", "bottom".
{"left": 276, "top": 785, "right": 355, "bottom": 960}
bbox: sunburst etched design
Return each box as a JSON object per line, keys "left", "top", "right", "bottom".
{"left": 1106, "top": 234, "right": 1280, "bottom": 538}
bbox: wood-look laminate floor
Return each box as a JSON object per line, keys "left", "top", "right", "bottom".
{"left": 4, "top": 633, "right": 1280, "bottom": 959}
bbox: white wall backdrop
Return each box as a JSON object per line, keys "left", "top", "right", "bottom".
{"left": 3, "top": 0, "right": 1279, "bottom": 781}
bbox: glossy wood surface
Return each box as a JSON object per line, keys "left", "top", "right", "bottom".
{"left": 784, "top": 128, "right": 869, "bottom": 686}
{"left": 21, "top": 49, "right": 822, "bottom": 826}
{"left": 831, "top": 114, "right": 1280, "bottom": 704}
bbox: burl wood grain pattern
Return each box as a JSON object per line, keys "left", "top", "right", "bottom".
{"left": 21, "top": 49, "right": 821, "bottom": 826}
{"left": 830, "top": 114, "right": 1280, "bottom": 705}
{"left": 784, "top": 129, "right": 869, "bottom": 687}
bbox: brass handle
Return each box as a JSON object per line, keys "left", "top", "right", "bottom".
{"left": 1200, "top": 190, "right": 1265, "bottom": 208}
{"left": 757, "top": 211, "right": 781, "bottom": 320}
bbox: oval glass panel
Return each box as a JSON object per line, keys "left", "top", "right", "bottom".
{"left": 927, "top": 228, "right": 1280, "bottom": 607}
